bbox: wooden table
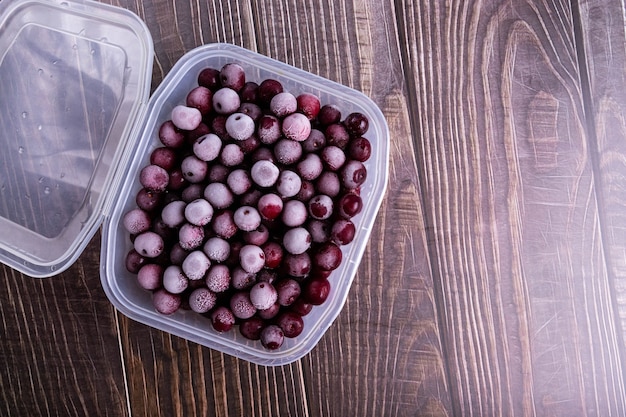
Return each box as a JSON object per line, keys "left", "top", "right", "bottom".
{"left": 2, "top": 0, "right": 626, "bottom": 415}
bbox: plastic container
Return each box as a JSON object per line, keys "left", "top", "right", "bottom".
{"left": 0, "top": 0, "right": 389, "bottom": 366}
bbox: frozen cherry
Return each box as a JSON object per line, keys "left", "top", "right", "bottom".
{"left": 348, "top": 136, "right": 372, "bottom": 162}
{"left": 186, "top": 86, "right": 213, "bottom": 115}
{"left": 249, "top": 282, "right": 278, "bottom": 310}
{"left": 308, "top": 194, "right": 334, "bottom": 220}
{"left": 184, "top": 198, "right": 214, "bottom": 226}
{"left": 181, "top": 155, "right": 208, "bottom": 183}
{"left": 282, "top": 113, "right": 311, "bottom": 142}
{"left": 343, "top": 112, "right": 369, "bottom": 136}
{"left": 325, "top": 123, "right": 350, "bottom": 149}
{"left": 136, "top": 188, "right": 162, "bottom": 212}
{"left": 182, "top": 250, "right": 211, "bottom": 280}
{"left": 208, "top": 163, "right": 230, "bottom": 183}
{"left": 341, "top": 160, "right": 367, "bottom": 189}
{"left": 274, "top": 138, "right": 303, "bottom": 165}
{"left": 281, "top": 200, "right": 308, "bottom": 227}
{"left": 136, "top": 263, "right": 163, "bottom": 290}
{"left": 231, "top": 266, "right": 256, "bottom": 290}
{"left": 257, "top": 193, "right": 283, "bottom": 220}
{"left": 204, "top": 182, "right": 234, "bottom": 209}
{"left": 158, "top": 120, "right": 185, "bottom": 148}
{"left": 331, "top": 219, "right": 356, "bottom": 245}
{"left": 276, "top": 278, "right": 301, "bottom": 306}
{"left": 153, "top": 289, "right": 181, "bottom": 315}
{"left": 162, "top": 265, "right": 188, "bottom": 294}
{"left": 211, "top": 115, "right": 228, "bottom": 139}
{"left": 296, "top": 93, "right": 321, "bottom": 120}
{"left": 213, "top": 87, "right": 241, "bottom": 114}
{"left": 282, "top": 252, "right": 311, "bottom": 277}
{"left": 321, "top": 145, "right": 346, "bottom": 171}
{"left": 211, "top": 306, "right": 235, "bottom": 332}
{"left": 134, "top": 231, "right": 164, "bottom": 258}
{"left": 182, "top": 184, "right": 204, "bottom": 203}
{"left": 239, "top": 317, "right": 265, "bottom": 340}
{"left": 126, "top": 249, "right": 147, "bottom": 273}
{"left": 161, "top": 200, "right": 186, "bottom": 228}
{"left": 318, "top": 104, "right": 341, "bottom": 126}
{"left": 257, "top": 79, "right": 283, "bottom": 105}
{"left": 205, "top": 264, "right": 231, "bottom": 292}
{"left": 178, "top": 223, "right": 205, "bottom": 251}
{"left": 297, "top": 153, "right": 323, "bottom": 181}
{"left": 211, "top": 210, "right": 238, "bottom": 239}
{"left": 251, "top": 160, "right": 280, "bottom": 188}
{"left": 262, "top": 241, "right": 284, "bottom": 269}
{"left": 303, "top": 277, "right": 331, "bottom": 305}
{"left": 150, "top": 147, "right": 177, "bottom": 171}
{"left": 220, "top": 143, "right": 245, "bottom": 167}
{"left": 338, "top": 192, "right": 363, "bottom": 218}
{"left": 276, "top": 311, "right": 304, "bottom": 338}
{"left": 233, "top": 206, "right": 262, "bottom": 232}
{"left": 140, "top": 164, "right": 169, "bottom": 192}
{"left": 276, "top": 170, "right": 302, "bottom": 198}
{"left": 239, "top": 244, "right": 265, "bottom": 274}
{"left": 169, "top": 243, "right": 189, "bottom": 266}
{"left": 315, "top": 171, "right": 341, "bottom": 197}
{"left": 240, "top": 81, "right": 259, "bottom": 102}
{"left": 220, "top": 63, "right": 245, "bottom": 91}
{"left": 260, "top": 325, "right": 284, "bottom": 350}
{"left": 270, "top": 91, "right": 297, "bottom": 117}
{"left": 226, "top": 169, "right": 252, "bottom": 195}
{"left": 171, "top": 105, "right": 202, "bottom": 131}
{"left": 256, "top": 115, "right": 282, "bottom": 145}
{"left": 313, "top": 241, "right": 342, "bottom": 271}
{"left": 167, "top": 169, "right": 186, "bottom": 191}
{"left": 193, "top": 133, "right": 222, "bottom": 162}
{"left": 188, "top": 287, "right": 217, "bottom": 314}
{"left": 225, "top": 112, "right": 255, "bottom": 140}
{"left": 290, "top": 298, "right": 313, "bottom": 316}
{"left": 203, "top": 236, "right": 230, "bottom": 263}
{"left": 123, "top": 208, "right": 151, "bottom": 235}
{"left": 197, "top": 67, "right": 220, "bottom": 90}
{"left": 282, "top": 227, "right": 311, "bottom": 255}
{"left": 301, "top": 129, "right": 326, "bottom": 153}
{"left": 307, "top": 219, "right": 330, "bottom": 243}
{"left": 230, "top": 291, "right": 257, "bottom": 319}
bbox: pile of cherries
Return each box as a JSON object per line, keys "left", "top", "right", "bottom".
{"left": 123, "top": 62, "right": 371, "bottom": 350}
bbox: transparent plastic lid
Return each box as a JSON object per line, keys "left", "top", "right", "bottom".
{"left": 0, "top": 0, "right": 153, "bottom": 277}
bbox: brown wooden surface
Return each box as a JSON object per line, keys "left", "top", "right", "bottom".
{"left": 1, "top": 0, "right": 626, "bottom": 416}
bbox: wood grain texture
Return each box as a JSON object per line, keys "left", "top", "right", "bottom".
{"left": 397, "top": 0, "right": 626, "bottom": 415}
{"left": 0, "top": 231, "right": 129, "bottom": 417}
{"left": 577, "top": 0, "right": 626, "bottom": 347}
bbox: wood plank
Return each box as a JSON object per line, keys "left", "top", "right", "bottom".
{"left": 577, "top": 0, "right": 626, "bottom": 347}
{"left": 397, "top": 0, "right": 626, "bottom": 415}
{"left": 0, "top": 231, "right": 129, "bottom": 417}
{"left": 250, "top": 0, "right": 454, "bottom": 415}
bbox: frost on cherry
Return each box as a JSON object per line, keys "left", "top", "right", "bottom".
{"left": 123, "top": 62, "right": 372, "bottom": 351}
